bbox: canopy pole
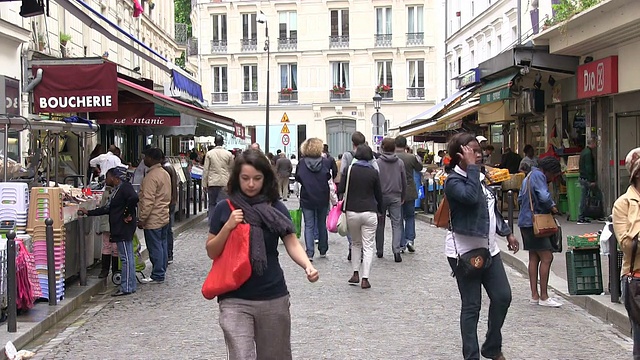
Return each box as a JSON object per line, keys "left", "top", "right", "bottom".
{"left": 3, "top": 123, "right": 8, "bottom": 182}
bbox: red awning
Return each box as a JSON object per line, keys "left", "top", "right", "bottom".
{"left": 116, "top": 78, "right": 234, "bottom": 127}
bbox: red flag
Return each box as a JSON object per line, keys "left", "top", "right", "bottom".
{"left": 133, "top": 0, "right": 143, "bottom": 17}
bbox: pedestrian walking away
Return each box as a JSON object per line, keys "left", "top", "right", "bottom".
{"left": 339, "top": 144, "right": 383, "bottom": 289}
{"left": 275, "top": 152, "right": 293, "bottom": 201}
{"left": 394, "top": 135, "right": 423, "bottom": 253}
{"left": 203, "top": 135, "right": 235, "bottom": 224}
{"left": 80, "top": 167, "right": 139, "bottom": 296}
{"left": 137, "top": 148, "right": 172, "bottom": 284}
{"left": 206, "top": 148, "right": 318, "bottom": 360}
{"left": 518, "top": 157, "right": 563, "bottom": 308}
{"left": 296, "top": 138, "right": 332, "bottom": 261}
{"left": 444, "top": 133, "right": 520, "bottom": 360}
{"left": 374, "top": 137, "right": 407, "bottom": 262}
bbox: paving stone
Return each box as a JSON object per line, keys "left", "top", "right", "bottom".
{"left": 29, "top": 199, "right": 632, "bottom": 359}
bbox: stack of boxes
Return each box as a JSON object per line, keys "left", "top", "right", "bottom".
{"left": 0, "top": 183, "right": 29, "bottom": 235}
{"left": 27, "top": 187, "right": 65, "bottom": 301}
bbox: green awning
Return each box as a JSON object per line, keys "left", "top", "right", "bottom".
{"left": 479, "top": 70, "right": 519, "bottom": 105}
{"left": 154, "top": 104, "right": 180, "bottom": 117}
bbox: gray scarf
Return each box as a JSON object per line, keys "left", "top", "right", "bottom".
{"left": 228, "top": 193, "right": 295, "bottom": 276}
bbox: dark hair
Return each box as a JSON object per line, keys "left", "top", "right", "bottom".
{"left": 228, "top": 149, "right": 279, "bottom": 201}
{"left": 354, "top": 144, "right": 374, "bottom": 161}
{"left": 381, "top": 137, "right": 396, "bottom": 152}
{"left": 395, "top": 135, "right": 408, "bottom": 148}
{"left": 351, "top": 131, "right": 366, "bottom": 147}
{"left": 214, "top": 135, "right": 224, "bottom": 146}
{"left": 145, "top": 148, "right": 164, "bottom": 161}
{"left": 290, "top": 154, "right": 296, "bottom": 160}
{"left": 437, "top": 150, "right": 445, "bottom": 156}
{"left": 337, "top": 153, "right": 342, "bottom": 160}
{"left": 486, "top": 144, "right": 495, "bottom": 151}
{"left": 90, "top": 144, "right": 104, "bottom": 159}
{"left": 523, "top": 144, "right": 534, "bottom": 154}
{"left": 538, "top": 156, "right": 561, "bottom": 174}
{"left": 323, "top": 144, "right": 329, "bottom": 153}
{"left": 446, "top": 133, "right": 478, "bottom": 171}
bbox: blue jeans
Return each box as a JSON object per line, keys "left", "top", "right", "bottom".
{"left": 302, "top": 206, "right": 328, "bottom": 258}
{"left": 144, "top": 224, "right": 169, "bottom": 281}
{"left": 448, "top": 254, "right": 512, "bottom": 360}
{"left": 168, "top": 204, "right": 176, "bottom": 260}
{"left": 401, "top": 201, "right": 416, "bottom": 248}
{"left": 116, "top": 240, "right": 137, "bottom": 293}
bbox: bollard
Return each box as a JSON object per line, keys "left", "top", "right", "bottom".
{"left": 6, "top": 230, "right": 17, "bottom": 332}
{"left": 507, "top": 190, "right": 514, "bottom": 232}
{"left": 45, "top": 218, "right": 57, "bottom": 306}
{"left": 185, "top": 179, "right": 191, "bottom": 219}
{"left": 610, "top": 224, "right": 621, "bottom": 303}
{"left": 77, "top": 215, "right": 87, "bottom": 286}
{"left": 193, "top": 180, "right": 198, "bottom": 216}
{"left": 177, "top": 181, "right": 184, "bottom": 222}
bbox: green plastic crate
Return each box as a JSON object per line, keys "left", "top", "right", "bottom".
{"left": 566, "top": 249, "right": 603, "bottom": 295}
{"left": 567, "top": 235, "right": 600, "bottom": 249}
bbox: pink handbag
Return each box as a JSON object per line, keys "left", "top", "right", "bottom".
{"left": 326, "top": 200, "right": 342, "bottom": 233}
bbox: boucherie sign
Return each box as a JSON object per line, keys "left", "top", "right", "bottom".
{"left": 577, "top": 56, "right": 618, "bottom": 99}
{"left": 33, "top": 62, "right": 118, "bottom": 113}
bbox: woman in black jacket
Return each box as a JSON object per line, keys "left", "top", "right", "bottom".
{"left": 338, "top": 144, "right": 383, "bottom": 289}
{"left": 80, "top": 167, "right": 139, "bottom": 296}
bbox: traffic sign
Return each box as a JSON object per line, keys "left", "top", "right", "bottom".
{"left": 281, "top": 112, "right": 290, "bottom": 123}
{"left": 281, "top": 123, "right": 290, "bottom": 134}
{"left": 282, "top": 134, "right": 290, "bottom": 146}
{"left": 371, "top": 112, "right": 385, "bottom": 127}
{"left": 373, "top": 135, "right": 383, "bottom": 146}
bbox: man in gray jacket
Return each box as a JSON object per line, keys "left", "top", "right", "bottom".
{"left": 375, "top": 138, "right": 407, "bottom": 262}
{"left": 395, "top": 135, "right": 423, "bottom": 253}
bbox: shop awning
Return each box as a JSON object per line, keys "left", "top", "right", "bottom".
{"left": 116, "top": 78, "right": 235, "bottom": 131}
{"left": 398, "top": 85, "right": 480, "bottom": 127}
{"left": 478, "top": 70, "right": 520, "bottom": 105}
{"left": 399, "top": 100, "right": 479, "bottom": 137}
{"left": 0, "top": 115, "right": 100, "bottom": 133}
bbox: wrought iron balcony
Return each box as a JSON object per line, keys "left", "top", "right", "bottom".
{"left": 374, "top": 34, "right": 392, "bottom": 47}
{"left": 241, "top": 91, "right": 258, "bottom": 103}
{"left": 278, "top": 37, "right": 297, "bottom": 51}
{"left": 211, "top": 39, "right": 227, "bottom": 53}
{"left": 407, "top": 87, "right": 425, "bottom": 100}
{"left": 406, "top": 32, "right": 425, "bottom": 46}
{"left": 241, "top": 38, "right": 257, "bottom": 51}
{"left": 211, "top": 92, "right": 229, "bottom": 104}
{"left": 279, "top": 91, "right": 298, "bottom": 103}
{"left": 330, "top": 89, "right": 350, "bottom": 101}
{"left": 187, "top": 37, "right": 198, "bottom": 56}
{"left": 329, "top": 35, "right": 349, "bottom": 48}
{"left": 377, "top": 89, "right": 393, "bottom": 100}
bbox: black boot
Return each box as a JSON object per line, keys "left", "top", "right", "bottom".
{"left": 112, "top": 255, "right": 120, "bottom": 274}
{"left": 98, "top": 254, "right": 110, "bottom": 278}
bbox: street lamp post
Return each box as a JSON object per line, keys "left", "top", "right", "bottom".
{"left": 372, "top": 93, "right": 383, "bottom": 137}
{"left": 257, "top": 11, "right": 270, "bottom": 153}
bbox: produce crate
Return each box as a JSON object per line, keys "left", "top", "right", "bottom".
{"left": 566, "top": 249, "right": 603, "bottom": 295}
{"left": 567, "top": 155, "right": 580, "bottom": 171}
{"left": 567, "top": 234, "right": 600, "bottom": 249}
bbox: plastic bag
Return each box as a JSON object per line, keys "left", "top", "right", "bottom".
{"left": 288, "top": 209, "right": 302, "bottom": 238}
{"left": 5, "top": 341, "right": 35, "bottom": 360}
{"left": 326, "top": 201, "right": 343, "bottom": 233}
{"left": 600, "top": 221, "right": 613, "bottom": 256}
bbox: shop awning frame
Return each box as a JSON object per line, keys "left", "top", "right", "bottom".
{"left": 0, "top": 115, "right": 99, "bottom": 134}
{"left": 478, "top": 70, "right": 520, "bottom": 105}
{"left": 117, "top": 78, "right": 235, "bottom": 131}
{"left": 399, "top": 84, "right": 481, "bottom": 127}
{"left": 399, "top": 100, "right": 479, "bottom": 137}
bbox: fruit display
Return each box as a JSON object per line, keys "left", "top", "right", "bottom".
{"left": 485, "top": 167, "right": 511, "bottom": 184}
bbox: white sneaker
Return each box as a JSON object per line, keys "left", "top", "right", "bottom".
{"left": 529, "top": 298, "right": 539, "bottom": 305}
{"left": 140, "top": 278, "right": 164, "bottom": 285}
{"left": 538, "top": 298, "right": 562, "bottom": 307}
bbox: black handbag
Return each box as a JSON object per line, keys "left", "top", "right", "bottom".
{"left": 455, "top": 245, "right": 492, "bottom": 278}
{"left": 549, "top": 218, "right": 563, "bottom": 253}
{"left": 584, "top": 190, "right": 604, "bottom": 219}
{"left": 625, "top": 236, "right": 640, "bottom": 324}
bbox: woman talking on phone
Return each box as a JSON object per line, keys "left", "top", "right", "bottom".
{"left": 206, "top": 149, "right": 318, "bottom": 360}
{"left": 444, "top": 133, "right": 519, "bottom": 360}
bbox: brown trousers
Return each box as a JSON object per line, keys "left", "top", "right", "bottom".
{"left": 218, "top": 294, "right": 292, "bottom": 360}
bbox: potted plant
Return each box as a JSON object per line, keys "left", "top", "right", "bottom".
{"left": 60, "top": 32, "right": 71, "bottom": 47}
{"left": 376, "top": 84, "right": 392, "bottom": 94}
{"left": 332, "top": 85, "right": 346, "bottom": 94}
{"left": 281, "top": 87, "right": 293, "bottom": 94}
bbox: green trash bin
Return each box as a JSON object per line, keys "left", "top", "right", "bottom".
{"left": 565, "top": 172, "right": 581, "bottom": 222}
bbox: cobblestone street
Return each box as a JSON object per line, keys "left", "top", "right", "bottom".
{"left": 28, "top": 199, "right": 632, "bottom": 359}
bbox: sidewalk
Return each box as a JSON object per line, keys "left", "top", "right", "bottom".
{"left": 416, "top": 211, "right": 631, "bottom": 336}
{"left": 0, "top": 209, "right": 208, "bottom": 358}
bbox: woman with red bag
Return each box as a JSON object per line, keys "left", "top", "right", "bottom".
{"left": 206, "top": 148, "right": 319, "bottom": 360}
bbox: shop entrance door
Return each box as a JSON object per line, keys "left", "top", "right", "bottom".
{"left": 616, "top": 116, "right": 640, "bottom": 197}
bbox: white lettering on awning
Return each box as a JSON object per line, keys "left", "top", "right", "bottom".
{"left": 38, "top": 95, "right": 113, "bottom": 109}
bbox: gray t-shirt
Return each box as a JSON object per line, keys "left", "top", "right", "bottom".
{"left": 340, "top": 151, "right": 379, "bottom": 174}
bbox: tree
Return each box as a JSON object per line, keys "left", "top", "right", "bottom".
{"left": 174, "top": 0, "right": 192, "bottom": 70}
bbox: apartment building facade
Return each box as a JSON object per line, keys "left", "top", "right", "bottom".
{"left": 189, "top": 0, "right": 441, "bottom": 156}
{"left": 0, "top": 0, "right": 186, "bottom": 162}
